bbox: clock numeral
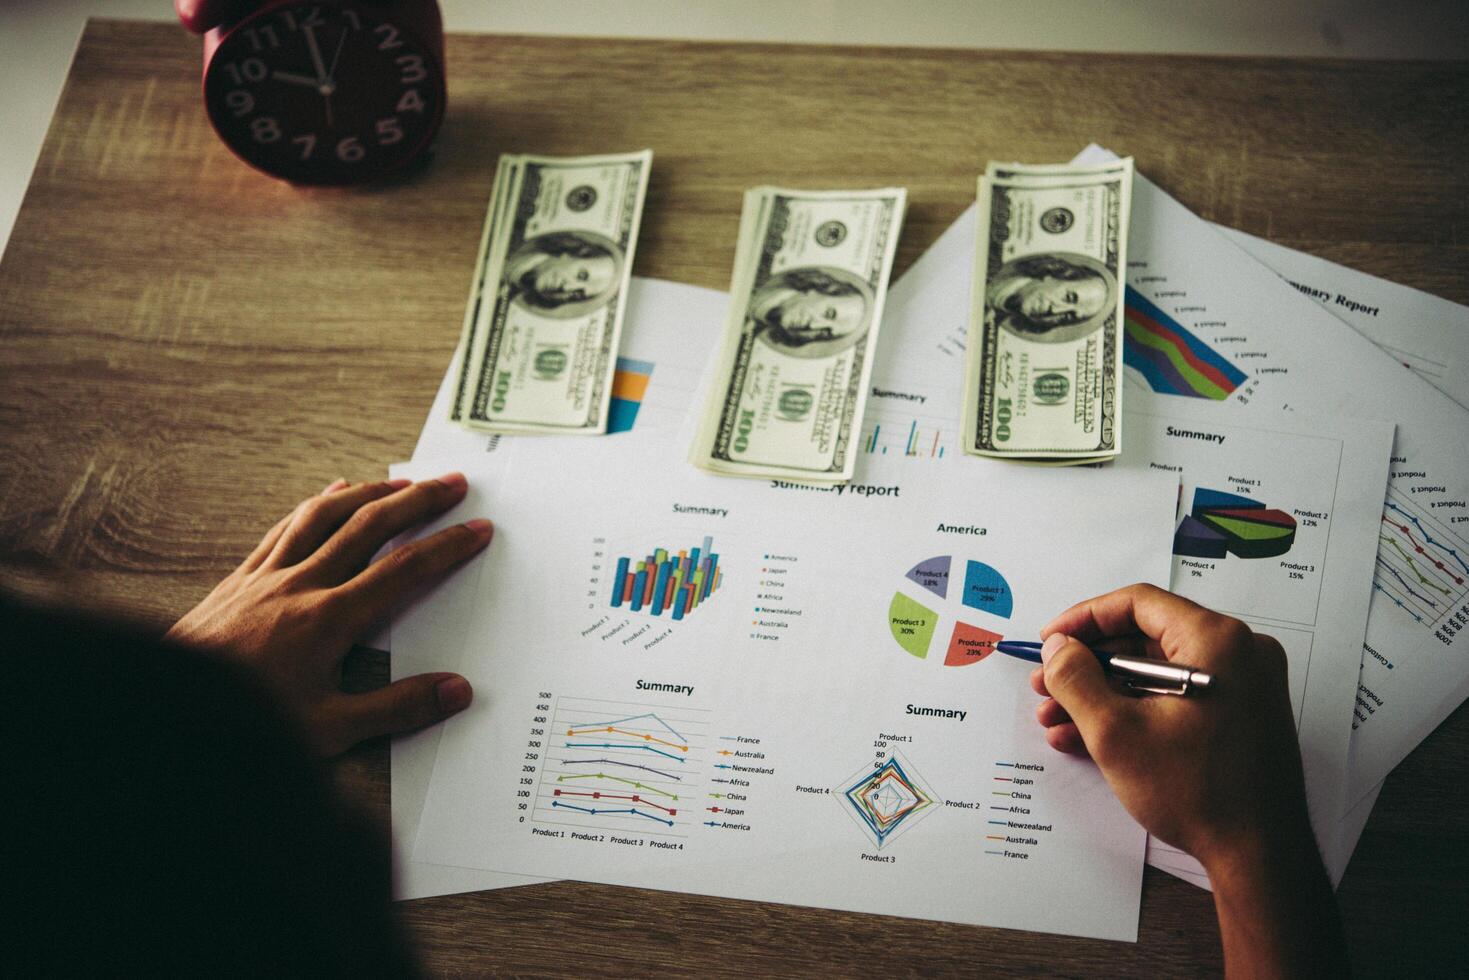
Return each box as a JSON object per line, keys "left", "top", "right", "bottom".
{"left": 396, "top": 54, "right": 427, "bottom": 84}
{"left": 396, "top": 89, "right": 425, "bottom": 114}
{"left": 223, "top": 58, "right": 268, "bottom": 85}
{"left": 225, "top": 90, "right": 255, "bottom": 117}
{"left": 292, "top": 134, "right": 317, "bottom": 160}
{"left": 244, "top": 25, "right": 280, "bottom": 51}
{"left": 251, "top": 117, "right": 282, "bottom": 144}
{"left": 343, "top": 9, "right": 362, "bottom": 31}
{"left": 281, "top": 6, "right": 324, "bottom": 31}
{"left": 376, "top": 117, "right": 404, "bottom": 146}
{"left": 376, "top": 23, "right": 403, "bottom": 50}
{"left": 336, "top": 137, "right": 366, "bottom": 162}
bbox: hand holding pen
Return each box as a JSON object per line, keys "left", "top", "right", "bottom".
{"left": 1028, "top": 584, "right": 1344, "bottom": 976}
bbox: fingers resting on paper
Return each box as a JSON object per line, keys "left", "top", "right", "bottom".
{"left": 166, "top": 472, "right": 492, "bottom": 756}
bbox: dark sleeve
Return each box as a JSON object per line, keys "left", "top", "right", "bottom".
{"left": 2, "top": 596, "right": 419, "bottom": 979}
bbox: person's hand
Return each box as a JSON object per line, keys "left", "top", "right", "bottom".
{"left": 1030, "top": 583, "right": 1306, "bottom": 867}
{"left": 166, "top": 473, "right": 491, "bottom": 757}
{"left": 1032, "top": 583, "right": 1346, "bottom": 977}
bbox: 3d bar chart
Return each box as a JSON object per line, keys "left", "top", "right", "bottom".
{"left": 609, "top": 535, "right": 725, "bottom": 620}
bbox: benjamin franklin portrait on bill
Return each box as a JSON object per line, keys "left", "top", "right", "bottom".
{"left": 748, "top": 267, "right": 874, "bottom": 359}
{"left": 505, "top": 231, "right": 625, "bottom": 318}
{"left": 986, "top": 252, "right": 1117, "bottom": 344}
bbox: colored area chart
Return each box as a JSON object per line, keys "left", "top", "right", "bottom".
{"left": 1174, "top": 487, "right": 1297, "bottom": 560}
{"left": 1123, "top": 288, "right": 1247, "bottom": 400}
{"left": 609, "top": 534, "right": 724, "bottom": 619}
{"left": 535, "top": 696, "right": 710, "bottom": 837}
{"left": 889, "top": 556, "right": 1011, "bottom": 667}
{"left": 607, "top": 357, "right": 653, "bottom": 433}
{"left": 835, "top": 754, "right": 939, "bottom": 849}
{"left": 1373, "top": 487, "right": 1469, "bottom": 627}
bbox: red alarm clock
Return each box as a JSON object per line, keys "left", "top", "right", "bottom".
{"left": 178, "top": 0, "right": 446, "bottom": 184}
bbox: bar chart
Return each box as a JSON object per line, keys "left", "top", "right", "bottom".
{"left": 607, "top": 357, "right": 653, "bottom": 433}
{"left": 609, "top": 534, "right": 725, "bottom": 619}
{"left": 860, "top": 418, "right": 948, "bottom": 458}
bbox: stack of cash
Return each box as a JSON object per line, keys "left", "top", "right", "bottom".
{"left": 962, "top": 159, "right": 1133, "bottom": 464}
{"left": 689, "top": 186, "right": 907, "bottom": 482}
{"left": 451, "top": 151, "right": 652, "bottom": 434}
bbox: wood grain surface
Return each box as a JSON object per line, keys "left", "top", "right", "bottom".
{"left": 1, "top": 19, "right": 1466, "bottom": 976}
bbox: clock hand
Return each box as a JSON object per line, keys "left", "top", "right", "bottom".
{"left": 273, "top": 70, "right": 323, "bottom": 88}
{"left": 304, "top": 23, "right": 329, "bottom": 83}
{"left": 326, "top": 26, "right": 349, "bottom": 83}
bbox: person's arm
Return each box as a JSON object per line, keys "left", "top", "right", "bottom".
{"left": 1032, "top": 583, "right": 1347, "bottom": 978}
{"left": 166, "top": 472, "right": 491, "bottom": 756}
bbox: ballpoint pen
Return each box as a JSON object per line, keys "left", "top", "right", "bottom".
{"left": 994, "top": 640, "right": 1213, "bottom": 697}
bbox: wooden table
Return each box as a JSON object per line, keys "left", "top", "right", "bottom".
{"left": 2, "top": 19, "right": 1466, "bottom": 975}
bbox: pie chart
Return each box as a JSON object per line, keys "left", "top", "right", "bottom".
{"left": 888, "top": 556, "right": 1013, "bottom": 667}
{"left": 1174, "top": 487, "right": 1297, "bottom": 560}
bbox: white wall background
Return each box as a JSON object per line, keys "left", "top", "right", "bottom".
{"left": 2, "top": 0, "right": 1466, "bottom": 257}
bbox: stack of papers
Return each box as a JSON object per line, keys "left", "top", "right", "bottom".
{"left": 381, "top": 145, "right": 1469, "bottom": 939}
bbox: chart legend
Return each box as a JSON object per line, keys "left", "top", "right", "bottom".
{"left": 609, "top": 534, "right": 725, "bottom": 619}
{"left": 1123, "top": 289, "right": 1247, "bottom": 400}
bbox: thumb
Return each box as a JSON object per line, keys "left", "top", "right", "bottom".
{"left": 1040, "top": 633, "right": 1126, "bottom": 736}
{"left": 332, "top": 672, "right": 473, "bottom": 751}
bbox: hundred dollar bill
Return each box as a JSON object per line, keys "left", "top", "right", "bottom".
{"left": 452, "top": 150, "right": 652, "bottom": 434}
{"left": 691, "top": 186, "right": 907, "bottom": 481}
{"left": 963, "top": 158, "right": 1133, "bottom": 462}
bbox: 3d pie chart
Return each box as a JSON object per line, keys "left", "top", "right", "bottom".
{"left": 888, "top": 556, "right": 1012, "bottom": 666}
{"left": 1174, "top": 487, "right": 1297, "bottom": 560}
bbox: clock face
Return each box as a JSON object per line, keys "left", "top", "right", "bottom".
{"left": 204, "top": 2, "right": 445, "bottom": 184}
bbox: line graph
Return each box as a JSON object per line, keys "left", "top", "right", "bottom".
{"left": 533, "top": 696, "right": 711, "bottom": 837}
{"left": 1373, "top": 488, "right": 1469, "bottom": 628}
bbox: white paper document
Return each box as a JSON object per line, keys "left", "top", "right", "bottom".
{"left": 391, "top": 278, "right": 729, "bottom": 900}
{"left": 410, "top": 428, "right": 1178, "bottom": 939}
{"left": 388, "top": 457, "right": 539, "bottom": 902}
{"left": 1217, "top": 226, "right": 1469, "bottom": 411}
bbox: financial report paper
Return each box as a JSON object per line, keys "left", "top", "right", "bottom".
{"left": 391, "top": 278, "right": 728, "bottom": 900}
{"left": 1218, "top": 226, "right": 1469, "bottom": 412}
{"left": 409, "top": 416, "right": 1177, "bottom": 941}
